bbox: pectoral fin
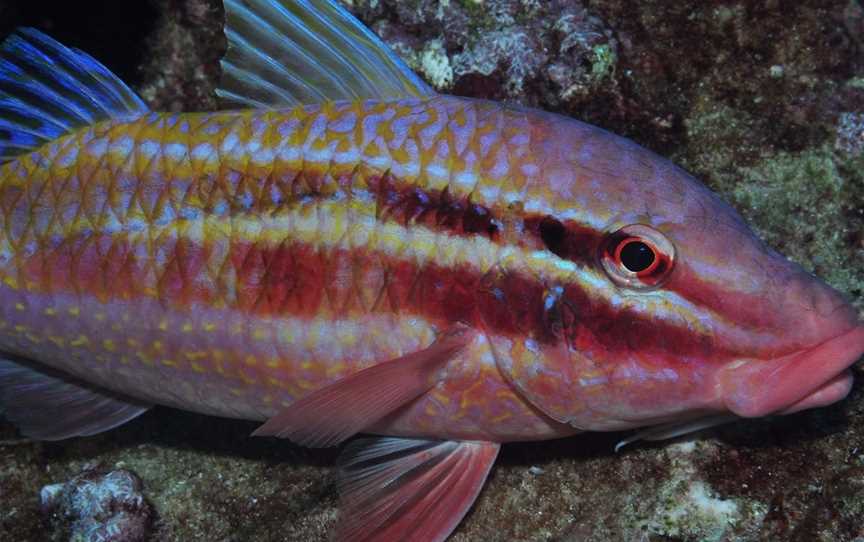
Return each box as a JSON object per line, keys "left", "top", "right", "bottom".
{"left": 335, "top": 436, "right": 500, "bottom": 542}
{"left": 253, "top": 325, "right": 473, "bottom": 447}
{"left": 0, "top": 358, "right": 150, "bottom": 440}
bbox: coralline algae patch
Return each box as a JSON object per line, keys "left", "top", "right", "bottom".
{"left": 351, "top": 0, "right": 619, "bottom": 106}
{"left": 443, "top": 432, "right": 772, "bottom": 541}
{"left": 41, "top": 468, "right": 153, "bottom": 542}
{"left": 836, "top": 112, "right": 864, "bottom": 155}
{"left": 635, "top": 441, "right": 766, "bottom": 541}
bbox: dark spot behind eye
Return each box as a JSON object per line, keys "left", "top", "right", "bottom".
{"left": 539, "top": 216, "right": 567, "bottom": 258}
{"left": 524, "top": 215, "right": 602, "bottom": 264}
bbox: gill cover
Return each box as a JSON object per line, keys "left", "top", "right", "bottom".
{"left": 483, "top": 223, "right": 682, "bottom": 430}
{"left": 479, "top": 262, "right": 589, "bottom": 426}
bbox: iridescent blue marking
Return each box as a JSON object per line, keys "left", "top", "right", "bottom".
{"left": 239, "top": 191, "right": 254, "bottom": 209}
{"left": 202, "top": 120, "right": 223, "bottom": 135}
{"left": 112, "top": 174, "right": 137, "bottom": 213}
{"left": 220, "top": 133, "right": 242, "bottom": 160}
{"left": 212, "top": 200, "right": 229, "bottom": 215}
{"left": 153, "top": 203, "right": 177, "bottom": 226}
{"left": 303, "top": 113, "right": 327, "bottom": 149}
{"left": 329, "top": 111, "right": 357, "bottom": 133}
{"left": 86, "top": 137, "right": 108, "bottom": 156}
{"left": 251, "top": 146, "right": 275, "bottom": 165}
{"left": 180, "top": 207, "right": 202, "bottom": 221}
{"left": 165, "top": 114, "right": 180, "bottom": 129}
{"left": 164, "top": 143, "right": 187, "bottom": 162}
{"left": 139, "top": 140, "right": 160, "bottom": 160}
{"left": 191, "top": 143, "right": 215, "bottom": 162}
{"left": 269, "top": 184, "right": 283, "bottom": 206}
{"left": 278, "top": 117, "right": 301, "bottom": 138}
{"left": 109, "top": 135, "right": 134, "bottom": 157}
{"left": 418, "top": 107, "right": 445, "bottom": 150}
{"left": 448, "top": 103, "right": 475, "bottom": 156}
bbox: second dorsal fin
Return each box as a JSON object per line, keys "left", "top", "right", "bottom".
{"left": 219, "top": 0, "right": 435, "bottom": 108}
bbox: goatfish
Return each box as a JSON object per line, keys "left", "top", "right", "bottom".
{"left": 0, "top": 0, "right": 862, "bottom": 540}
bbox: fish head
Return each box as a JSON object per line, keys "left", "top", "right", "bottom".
{"left": 668, "top": 202, "right": 863, "bottom": 420}
{"left": 656, "top": 184, "right": 862, "bottom": 421}
{"left": 489, "top": 110, "right": 864, "bottom": 432}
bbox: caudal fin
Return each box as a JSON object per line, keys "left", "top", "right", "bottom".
{"left": 0, "top": 28, "right": 148, "bottom": 164}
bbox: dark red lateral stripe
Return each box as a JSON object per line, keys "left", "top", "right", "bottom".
{"left": 360, "top": 177, "right": 771, "bottom": 345}
{"left": 29, "top": 234, "right": 142, "bottom": 301}
{"left": 20, "top": 231, "right": 731, "bottom": 367}
{"left": 362, "top": 175, "right": 808, "bottom": 348}
{"left": 663, "top": 261, "right": 812, "bottom": 358}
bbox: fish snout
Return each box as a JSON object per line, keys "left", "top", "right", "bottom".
{"left": 720, "top": 323, "right": 864, "bottom": 418}
{"left": 761, "top": 261, "right": 862, "bottom": 353}
{"left": 718, "top": 260, "right": 864, "bottom": 419}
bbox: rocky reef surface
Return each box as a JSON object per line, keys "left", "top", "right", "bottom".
{"left": 0, "top": 0, "right": 863, "bottom": 540}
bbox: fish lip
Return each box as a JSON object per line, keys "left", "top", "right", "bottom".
{"left": 721, "top": 324, "right": 864, "bottom": 418}
{"left": 774, "top": 369, "right": 853, "bottom": 415}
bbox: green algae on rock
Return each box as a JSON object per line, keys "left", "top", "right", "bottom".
{"left": 730, "top": 148, "right": 864, "bottom": 313}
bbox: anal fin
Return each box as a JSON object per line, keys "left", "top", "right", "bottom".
{"left": 253, "top": 325, "right": 473, "bottom": 447}
{"left": 336, "top": 437, "right": 500, "bottom": 542}
{"left": 0, "top": 357, "right": 150, "bottom": 441}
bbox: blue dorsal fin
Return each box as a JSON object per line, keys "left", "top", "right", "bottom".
{"left": 219, "top": 0, "right": 435, "bottom": 108}
{"left": 0, "top": 28, "right": 149, "bottom": 164}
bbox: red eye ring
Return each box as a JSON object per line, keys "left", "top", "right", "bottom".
{"left": 600, "top": 224, "right": 675, "bottom": 289}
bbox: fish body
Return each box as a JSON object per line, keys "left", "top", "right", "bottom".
{"left": 0, "top": 1, "right": 863, "bottom": 540}
{"left": 0, "top": 98, "right": 595, "bottom": 442}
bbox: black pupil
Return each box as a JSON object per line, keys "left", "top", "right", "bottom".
{"left": 620, "top": 241, "right": 655, "bottom": 272}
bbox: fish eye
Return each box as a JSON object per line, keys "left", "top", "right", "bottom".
{"left": 600, "top": 225, "right": 674, "bottom": 288}
{"left": 617, "top": 239, "right": 655, "bottom": 273}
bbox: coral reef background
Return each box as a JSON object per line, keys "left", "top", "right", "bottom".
{"left": 0, "top": 0, "right": 863, "bottom": 540}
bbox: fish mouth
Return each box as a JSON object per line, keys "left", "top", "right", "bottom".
{"left": 721, "top": 324, "right": 864, "bottom": 418}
